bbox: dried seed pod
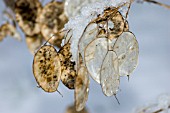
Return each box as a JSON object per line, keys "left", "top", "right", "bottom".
{"left": 113, "top": 32, "right": 139, "bottom": 76}
{"left": 100, "top": 51, "right": 120, "bottom": 96}
{"left": 15, "top": 0, "right": 42, "bottom": 36}
{"left": 38, "top": 1, "right": 68, "bottom": 47}
{"left": 64, "top": 29, "right": 73, "bottom": 44}
{"left": 75, "top": 66, "right": 89, "bottom": 111}
{"left": 78, "top": 23, "right": 98, "bottom": 61}
{"left": 26, "top": 33, "right": 43, "bottom": 55}
{"left": 0, "top": 22, "right": 21, "bottom": 41}
{"left": 124, "top": 20, "right": 129, "bottom": 32}
{"left": 108, "top": 11, "right": 125, "bottom": 39}
{"left": 33, "top": 45, "right": 61, "bottom": 92}
{"left": 59, "top": 43, "right": 77, "bottom": 89}
{"left": 84, "top": 38, "right": 108, "bottom": 84}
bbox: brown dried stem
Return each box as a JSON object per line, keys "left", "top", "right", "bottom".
{"left": 142, "top": 0, "right": 170, "bottom": 9}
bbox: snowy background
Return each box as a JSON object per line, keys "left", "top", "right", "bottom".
{"left": 0, "top": 0, "right": 170, "bottom": 113}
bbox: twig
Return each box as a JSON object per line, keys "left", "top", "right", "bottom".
{"left": 142, "top": 0, "right": 170, "bottom": 9}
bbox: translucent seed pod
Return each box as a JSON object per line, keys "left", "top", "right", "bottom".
{"left": 75, "top": 66, "right": 89, "bottom": 111}
{"left": 113, "top": 32, "right": 139, "bottom": 77}
{"left": 100, "top": 51, "right": 120, "bottom": 97}
{"left": 84, "top": 38, "right": 108, "bottom": 84}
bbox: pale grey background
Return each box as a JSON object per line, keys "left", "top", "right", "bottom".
{"left": 0, "top": 0, "right": 170, "bottom": 113}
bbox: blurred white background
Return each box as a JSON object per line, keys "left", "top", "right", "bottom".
{"left": 0, "top": 0, "right": 170, "bottom": 113}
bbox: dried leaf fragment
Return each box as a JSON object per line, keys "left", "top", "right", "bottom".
{"left": 33, "top": 45, "right": 61, "bottom": 92}
{"left": 75, "top": 66, "right": 89, "bottom": 111}
{"left": 100, "top": 51, "right": 120, "bottom": 96}
{"left": 0, "top": 22, "right": 21, "bottom": 41}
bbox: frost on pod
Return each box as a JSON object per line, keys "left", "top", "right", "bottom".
{"left": 134, "top": 94, "right": 170, "bottom": 113}
{"left": 38, "top": 1, "right": 68, "bottom": 48}
{"left": 64, "top": 0, "right": 100, "bottom": 18}
{"left": 15, "top": 0, "right": 42, "bottom": 36}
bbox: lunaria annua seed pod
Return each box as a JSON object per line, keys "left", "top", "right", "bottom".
{"left": 38, "top": 1, "right": 68, "bottom": 48}
{"left": 58, "top": 43, "right": 77, "bottom": 89}
{"left": 15, "top": 0, "right": 42, "bottom": 36}
{"left": 33, "top": 45, "right": 61, "bottom": 92}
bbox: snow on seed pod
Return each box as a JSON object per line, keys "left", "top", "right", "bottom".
{"left": 64, "top": 0, "right": 100, "bottom": 18}
{"left": 38, "top": 1, "right": 68, "bottom": 48}
{"left": 15, "top": 0, "right": 42, "bottom": 36}
{"left": 25, "top": 33, "right": 43, "bottom": 55}
{"left": 100, "top": 51, "right": 120, "bottom": 97}
{"left": 113, "top": 31, "right": 139, "bottom": 77}
{"left": 58, "top": 43, "right": 77, "bottom": 89}
{"left": 0, "top": 22, "right": 21, "bottom": 41}
{"left": 33, "top": 45, "right": 61, "bottom": 92}
{"left": 75, "top": 66, "right": 89, "bottom": 111}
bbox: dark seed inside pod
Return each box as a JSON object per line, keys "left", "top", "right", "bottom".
{"left": 58, "top": 43, "right": 77, "bottom": 89}
{"left": 33, "top": 45, "right": 61, "bottom": 92}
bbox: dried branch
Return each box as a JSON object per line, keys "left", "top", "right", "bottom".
{"left": 142, "top": 0, "right": 170, "bottom": 9}
{"left": 3, "top": 0, "right": 15, "bottom": 11}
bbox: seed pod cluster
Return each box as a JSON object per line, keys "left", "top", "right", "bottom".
{"left": 1, "top": 0, "right": 69, "bottom": 54}
{"left": 64, "top": 4, "right": 138, "bottom": 111}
